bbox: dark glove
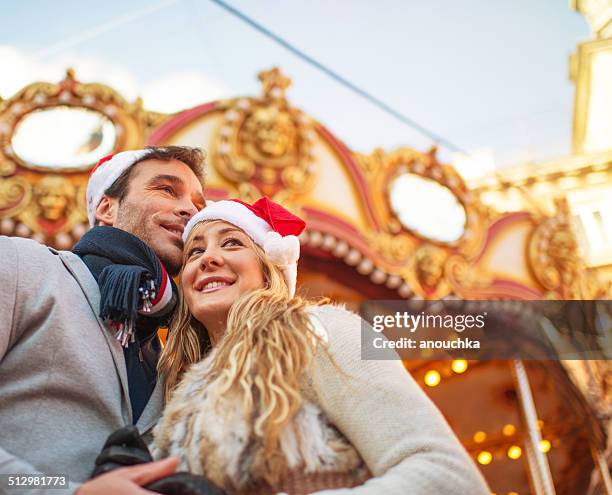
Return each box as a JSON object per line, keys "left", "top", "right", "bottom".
{"left": 145, "top": 472, "right": 227, "bottom": 495}
{"left": 91, "top": 425, "right": 153, "bottom": 478}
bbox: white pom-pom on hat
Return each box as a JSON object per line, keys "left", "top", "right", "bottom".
{"left": 264, "top": 231, "right": 300, "bottom": 265}
{"left": 264, "top": 231, "right": 300, "bottom": 297}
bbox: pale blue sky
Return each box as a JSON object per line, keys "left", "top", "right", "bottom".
{"left": 1, "top": 0, "right": 590, "bottom": 173}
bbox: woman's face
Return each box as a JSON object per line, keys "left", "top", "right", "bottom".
{"left": 181, "top": 221, "right": 265, "bottom": 340}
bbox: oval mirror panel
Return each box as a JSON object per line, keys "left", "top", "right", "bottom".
{"left": 389, "top": 172, "right": 466, "bottom": 243}
{"left": 11, "top": 106, "right": 116, "bottom": 170}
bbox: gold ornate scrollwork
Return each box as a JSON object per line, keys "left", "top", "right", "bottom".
{"left": 354, "top": 146, "right": 487, "bottom": 258}
{"left": 355, "top": 146, "right": 493, "bottom": 298}
{"left": 0, "top": 69, "right": 169, "bottom": 247}
{"left": 444, "top": 253, "right": 492, "bottom": 293}
{"left": 0, "top": 176, "right": 32, "bottom": 218}
{"left": 394, "top": 243, "right": 492, "bottom": 299}
{"left": 213, "top": 67, "right": 317, "bottom": 199}
{"left": 0, "top": 68, "right": 166, "bottom": 175}
{"left": 0, "top": 160, "right": 16, "bottom": 177}
{"left": 366, "top": 230, "right": 413, "bottom": 264}
{"left": 529, "top": 198, "right": 610, "bottom": 299}
{"left": 236, "top": 182, "right": 263, "bottom": 204}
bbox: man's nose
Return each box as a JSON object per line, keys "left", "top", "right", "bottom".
{"left": 177, "top": 196, "right": 199, "bottom": 219}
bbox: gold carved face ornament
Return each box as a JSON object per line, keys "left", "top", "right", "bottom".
{"left": 33, "top": 176, "right": 76, "bottom": 222}
{"left": 214, "top": 68, "right": 316, "bottom": 200}
{"left": 548, "top": 230, "right": 579, "bottom": 274}
{"left": 244, "top": 107, "right": 295, "bottom": 159}
{"left": 415, "top": 245, "right": 448, "bottom": 289}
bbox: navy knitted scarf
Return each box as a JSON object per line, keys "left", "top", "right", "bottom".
{"left": 73, "top": 226, "right": 177, "bottom": 346}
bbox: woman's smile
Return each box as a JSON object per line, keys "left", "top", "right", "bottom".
{"left": 200, "top": 281, "right": 230, "bottom": 293}
{"left": 195, "top": 276, "right": 236, "bottom": 293}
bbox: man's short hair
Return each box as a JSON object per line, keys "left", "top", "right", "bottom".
{"left": 104, "top": 146, "right": 205, "bottom": 202}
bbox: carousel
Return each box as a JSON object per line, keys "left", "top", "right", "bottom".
{"left": 1, "top": 10, "right": 611, "bottom": 493}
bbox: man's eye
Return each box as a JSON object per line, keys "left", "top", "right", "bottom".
{"left": 222, "top": 238, "right": 242, "bottom": 247}
{"left": 159, "top": 186, "right": 175, "bottom": 195}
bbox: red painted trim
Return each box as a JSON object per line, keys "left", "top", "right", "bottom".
{"left": 315, "top": 124, "right": 379, "bottom": 228}
{"left": 474, "top": 211, "right": 534, "bottom": 262}
{"left": 204, "top": 188, "right": 230, "bottom": 201}
{"left": 36, "top": 217, "right": 67, "bottom": 236}
{"left": 303, "top": 207, "right": 362, "bottom": 236}
{"left": 147, "top": 101, "right": 219, "bottom": 145}
{"left": 488, "top": 211, "right": 533, "bottom": 237}
{"left": 303, "top": 208, "right": 381, "bottom": 261}
{"left": 475, "top": 278, "right": 544, "bottom": 299}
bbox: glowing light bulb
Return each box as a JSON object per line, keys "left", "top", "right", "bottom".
{"left": 477, "top": 451, "right": 492, "bottom": 465}
{"left": 539, "top": 440, "right": 551, "bottom": 453}
{"left": 424, "top": 370, "right": 441, "bottom": 387}
{"left": 507, "top": 446, "right": 522, "bottom": 460}
{"left": 473, "top": 431, "right": 487, "bottom": 443}
{"left": 451, "top": 359, "right": 468, "bottom": 373}
{"left": 502, "top": 424, "right": 516, "bottom": 436}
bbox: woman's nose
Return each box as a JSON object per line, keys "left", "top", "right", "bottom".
{"left": 200, "top": 248, "right": 224, "bottom": 270}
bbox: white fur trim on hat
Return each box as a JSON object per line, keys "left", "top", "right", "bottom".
{"left": 86, "top": 149, "right": 150, "bottom": 227}
{"left": 183, "top": 200, "right": 272, "bottom": 245}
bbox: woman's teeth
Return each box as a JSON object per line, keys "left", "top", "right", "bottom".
{"left": 202, "top": 281, "right": 229, "bottom": 290}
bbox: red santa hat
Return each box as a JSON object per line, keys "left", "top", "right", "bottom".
{"left": 86, "top": 149, "right": 150, "bottom": 227}
{"left": 183, "top": 197, "right": 306, "bottom": 297}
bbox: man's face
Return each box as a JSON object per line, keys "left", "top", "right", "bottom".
{"left": 109, "top": 159, "right": 205, "bottom": 275}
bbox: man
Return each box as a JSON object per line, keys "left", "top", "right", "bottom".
{"left": 0, "top": 146, "right": 206, "bottom": 494}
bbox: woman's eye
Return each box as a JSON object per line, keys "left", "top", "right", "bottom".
{"left": 188, "top": 247, "right": 204, "bottom": 257}
{"left": 222, "top": 238, "right": 242, "bottom": 247}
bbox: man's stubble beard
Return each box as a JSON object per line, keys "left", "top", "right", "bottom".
{"left": 115, "top": 201, "right": 183, "bottom": 275}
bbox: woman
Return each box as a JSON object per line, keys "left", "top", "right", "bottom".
{"left": 153, "top": 198, "right": 489, "bottom": 495}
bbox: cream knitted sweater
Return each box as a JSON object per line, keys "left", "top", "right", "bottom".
{"left": 154, "top": 304, "right": 490, "bottom": 494}
{"left": 304, "top": 305, "right": 490, "bottom": 494}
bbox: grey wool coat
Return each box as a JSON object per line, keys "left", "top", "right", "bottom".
{"left": 0, "top": 236, "right": 164, "bottom": 494}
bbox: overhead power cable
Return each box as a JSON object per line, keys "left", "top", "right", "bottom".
{"left": 209, "top": 0, "right": 467, "bottom": 154}
{"left": 34, "top": 0, "right": 179, "bottom": 60}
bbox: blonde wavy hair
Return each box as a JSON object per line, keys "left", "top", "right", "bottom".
{"left": 158, "top": 221, "right": 326, "bottom": 473}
